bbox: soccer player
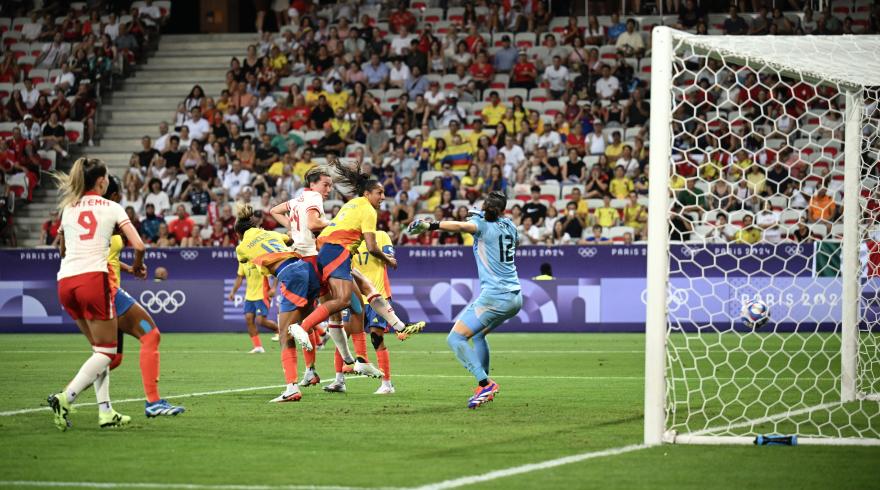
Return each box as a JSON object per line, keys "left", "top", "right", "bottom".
{"left": 103, "top": 175, "right": 185, "bottom": 417}
{"left": 277, "top": 161, "right": 423, "bottom": 377}
{"left": 228, "top": 261, "right": 280, "bottom": 353}
{"left": 233, "top": 203, "right": 320, "bottom": 403}
{"left": 351, "top": 229, "right": 398, "bottom": 394}
{"left": 407, "top": 191, "right": 522, "bottom": 409}
{"left": 48, "top": 157, "right": 146, "bottom": 430}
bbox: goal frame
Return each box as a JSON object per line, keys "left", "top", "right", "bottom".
{"left": 643, "top": 27, "right": 880, "bottom": 447}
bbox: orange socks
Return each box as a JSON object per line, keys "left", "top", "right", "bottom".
{"left": 334, "top": 348, "right": 344, "bottom": 374}
{"left": 281, "top": 347, "right": 298, "bottom": 384}
{"left": 139, "top": 329, "right": 161, "bottom": 403}
{"left": 376, "top": 349, "right": 391, "bottom": 381}
{"left": 302, "top": 330, "right": 319, "bottom": 367}
{"left": 250, "top": 334, "right": 262, "bottom": 349}
{"left": 351, "top": 331, "right": 369, "bottom": 361}
{"left": 301, "top": 304, "right": 330, "bottom": 333}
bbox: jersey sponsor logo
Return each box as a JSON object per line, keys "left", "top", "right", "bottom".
{"left": 180, "top": 250, "right": 199, "bottom": 260}
{"left": 139, "top": 290, "right": 187, "bottom": 314}
{"left": 578, "top": 247, "right": 598, "bottom": 258}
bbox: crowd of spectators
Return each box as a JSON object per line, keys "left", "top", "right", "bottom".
{"left": 1, "top": 0, "right": 168, "bottom": 246}
{"left": 81, "top": 0, "right": 880, "bottom": 248}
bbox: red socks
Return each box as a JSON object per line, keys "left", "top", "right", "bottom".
{"left": 334, "top": 349, "right": 344, "bottom": 374}
{"left": 281, "top": 348, "right": 298, "bottom": 384}
{"left": 302, "top": 330, "right": 319, "bottom": 367}
{"left": 250, "top": 334, "right": 262, "bottom": 349}
{"left": 139, "top": 329, "right": 161, "bottom": 403}
{"left": 376, "top": 349, "right": 390, "bottom": 381}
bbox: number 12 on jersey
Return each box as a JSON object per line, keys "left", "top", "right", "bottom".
{"left": 498, "top": 234, "right": 515, "bottom": 263}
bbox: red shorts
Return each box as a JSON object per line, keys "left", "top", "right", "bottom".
{"left": 58, "top": 271, "right": 115, "bottom": 321}
{"left": 301, "top": 255, "right": 329, "bottom": 298}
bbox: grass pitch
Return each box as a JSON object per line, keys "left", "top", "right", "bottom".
{"left": 0, "top": 333, "right": 877, "bottom": 490}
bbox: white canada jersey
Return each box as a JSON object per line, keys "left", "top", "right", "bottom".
{"left": 285, "top": 189, "right": 325, "bottom": 257}
{"left": 57, "top": 193, "right": 131, "bottom": 280}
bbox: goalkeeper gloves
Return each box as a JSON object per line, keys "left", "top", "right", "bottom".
{"left": 406, "top": 219, "right": 439, "bottom": 236}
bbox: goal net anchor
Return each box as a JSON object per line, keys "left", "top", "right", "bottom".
{"left": 644, "top": 27, "right": 880, "bottom": 447}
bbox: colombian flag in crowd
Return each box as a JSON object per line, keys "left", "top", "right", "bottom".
{"left": 441, "top": 143, "right": 473, "bottom": 171}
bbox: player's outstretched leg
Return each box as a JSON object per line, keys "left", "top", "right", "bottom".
{"left": 447, "top": 329, "right": 498, "bottom": 409}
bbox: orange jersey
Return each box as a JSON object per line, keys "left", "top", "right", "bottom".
{"left": 317, "top": 196, "right": 377, "bottom": 253}
{"left": 235, "top": 227, "right": 299, "bottom": 276}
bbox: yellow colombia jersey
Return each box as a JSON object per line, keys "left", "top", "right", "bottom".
{"left": 318, "top": 196, "right": 377, "bottom": 253}
{"left": 235, "top": 228, "right": 298, "bottom": 276}
{"left": 237, "top": 261, "right": 266, "bottom": 301}
{"left": 353, "top": 230, "right": 393, "bottom": 301}
{"left": 107, "top": 234, "right": 124, "bottom": 288}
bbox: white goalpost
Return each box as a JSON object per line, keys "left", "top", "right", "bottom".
{"left": 644, "top": 27, "right": 880, "bottom": 446}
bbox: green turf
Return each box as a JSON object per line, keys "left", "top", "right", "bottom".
{"left": 0, "top": 333, "right": 877, "bottom": 490}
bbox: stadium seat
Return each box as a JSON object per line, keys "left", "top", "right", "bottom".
{"left": 421, "top": 170, "right": 442, "bottom": 185}
{"left": 529, "top": 88, "right": 549, "bottom": 102}
{"left": 609, "top": 226, "right": 634, "bottom": 242}
{"left": 446, "top": 7, "right": 465, "bottom": 24}
{"left": 729, "top": 210, "right": 752, "bottom": 227}
{"left": 64, "top": 121, "right": 84, "bottom": 144}
{"left": 0, "top": 121, "right": 16, "bottom": 139}
{"left": 779, "top": 209, "right": 802, "bottom": 225}
{"left": 514, "top": 32, "right": 536, "bottom": 48}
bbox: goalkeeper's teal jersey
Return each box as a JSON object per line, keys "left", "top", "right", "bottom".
{"left": 467, "top": 213, "right": 521, "bottom": 295}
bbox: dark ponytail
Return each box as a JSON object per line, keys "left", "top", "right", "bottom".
{"left": 483, "top": 191, "right": 506, "bottom": 222}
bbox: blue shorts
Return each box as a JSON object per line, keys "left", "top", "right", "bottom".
{"left": 457, "top": 290, "right": 523, "bottom": 335}
{"left": 115, "top": 288, "right": 137, "bottom": 317}
{"left": 244, "top": 299, "right": 269, "bottom": 317}
{"left": 364, "top": 304, "right": 388, "bottom": 332}
{"left": 317, "top": 243, "right": 352, "bottom": 282}
{"left": 276, "top": 259, "right": 320, "bottom": 313}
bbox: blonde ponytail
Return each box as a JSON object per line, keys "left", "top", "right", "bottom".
{"left": 52, "top": 157, "right": 108, "bottom": 211}
{"left": 235, "top": 202, "right": 254, "bottom": 221}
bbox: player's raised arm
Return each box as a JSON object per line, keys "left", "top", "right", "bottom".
{"left": 364, "top": 231, "right": 397, "bottom": 269}
{"left": 269, "top": 202, "right": 291, "bottom": 229}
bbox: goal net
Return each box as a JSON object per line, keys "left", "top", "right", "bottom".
{"left": 644, "top": 28, "right": 880, "bottom": 446}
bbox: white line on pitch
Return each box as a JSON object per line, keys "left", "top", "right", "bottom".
{"left": 0, "top": 481, "right": 392, "bottom": 490}
{"left": 407, "top": 444, "right": 648, "bottom": 490}
{"left": 0, "top": 349, "right": 837, "bottom": 355}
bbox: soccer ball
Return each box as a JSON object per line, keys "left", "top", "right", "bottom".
{"left": 742, "top": 299, "right": 770, "bottom": 329}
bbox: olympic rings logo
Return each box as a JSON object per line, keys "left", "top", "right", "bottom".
{"left": 578, "top": 247, "right": 598, "bottom": 258}
{"left": 180, "top": 250, "right": 199, "bottom": 260}
{"left": 640, "top": 287, "right": 689, "bottom": 312}
{"left": 139, "top": 290, "right": 187, "bottom": 314}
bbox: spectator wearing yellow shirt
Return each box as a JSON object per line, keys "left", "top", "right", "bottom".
{"left": 609, "top": 166, "right": 634, "bottom": 199}
{"left": 623, "top": 192, "right": 647, "bottom": 231}
{"left": 593, "top": 196, "right": 619, "bottom": 228}
{"left": 292, "top": 149, "right": 316, "bottom": 181}
{"left": 421, "top": 176, "right": 444, "bottom": 211}
{"left": 745, "top": 165, "right": 766, "bottom": 195}
{"left": 304, "top": 78, "right": 329, "bottom": 107}
{"left": 326, "top": 80, "right": 350, "bottom": 112}
{"left": 699, "top": 156, "right": 722, "bottom": 182}
{"left": 269, "top": 45, "right": 288, "bottom": 74}
{"left": 669, "top": 172, "right": 686, "bottom": 191}
{"left": 481, "top": 91, "right": 507, "bottom": 127}
{"left": 460, "top": 164, "right": 485, "bottom": 201}
{"left": 734, "top": 215, "right": 762, "bottom": 244}
{"left": 468, "top": 119, "right": 489, "bottom": 150}
{"left": 431, "top": 138, "right": 448, "bottom": 169}
{"left": 604, "top": 130, "right": 624, "bottom": 161}
{"left": 569, "top": 186, "right": 590, "bottom": 221}
{"left": 527, "top": 111, "right": 544, "bottom": 136}
{"left": 731, "top": 149, "right": 753, "bottom": 179}
{"left": 330, "top": 107, "right": 352, "bottom": 140}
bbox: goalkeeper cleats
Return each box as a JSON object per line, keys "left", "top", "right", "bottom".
{"left": 353, "top": 360, "right": 384, "bottom": 378}
{"left": 99, "top": 409, "right": 131, "bottom": 428}
{"left": 467, "top": 380, "right": 499, "bottom": 409}
{"left": 145, "top": 399, "right": 185, "bottom": 417}
{"left": 288, "top": 323, "right": 313, "bottom": 351}
{"left": 47, "top": 393, "right": 72, "bottom": 431}
{"left": 299, "top": 369, "right": 321, "bottom": 387}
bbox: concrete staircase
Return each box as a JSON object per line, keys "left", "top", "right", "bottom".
{"left": 13, "top": 33, "right": 254, "bottom": 248}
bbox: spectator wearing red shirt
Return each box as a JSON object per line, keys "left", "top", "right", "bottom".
{"left": 290, "top": 94, "right": 311, "bottom": 130}
{"left": 41, "top": 209, "right": 61, "bottom": 246}
{"left": 464, "top": 24, "right": 487, "bottom": 54}
{"left": 168, "top": 204, "right": 195, "bottom": 244}
{"left": 0, "top": 139, "right": 17, "bottom": 172}
{"left": 469, "top": 52, "right": 494, "bottom": 93}
{"left": 268, "top": 98, "right": 294, "bottom": 127}
{"left": 389, "top": 2, "right": 417, "bottom": 34}
{"left": 510, "top": 52, "right": 538, "bottom": 89}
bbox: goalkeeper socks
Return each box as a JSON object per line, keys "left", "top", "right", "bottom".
{"left": 93, "top": 367, "right": 111, "bottom": 412}
{"left": 367, "top": 294, "right": 404, "bottom": 332}
{"left": 250, "top": 334, "right": 262, "bottom": 349}
{"left": 281, "top": 347, "right": 298, "bottom": 384}
{"left": 351, "top": 331, "right": 369, "bottom": 361}
{"left": 301, "top": 304, "right": 330, "bottom": 333}
{"left": 376, "top": 349, "right": 391, "bottom": 382}
{"left": 446, "top": 332, "right": 487, "bottom": 382}
{"left": 139, "top": 329, "right": 161, "bottom": 403}
{"left": 471, "top": 332, "right": 490, "bottom": 376}
{"left": 66, "top": 344, "right": 116, "bottom": 403}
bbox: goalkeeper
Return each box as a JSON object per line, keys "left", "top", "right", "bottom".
{"left": 407, "top": 192, "right": 523, "bottom": 409}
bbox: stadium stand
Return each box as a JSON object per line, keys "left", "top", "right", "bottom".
{"left": 8, "top": 0, "right": 880, "bottom": 248}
